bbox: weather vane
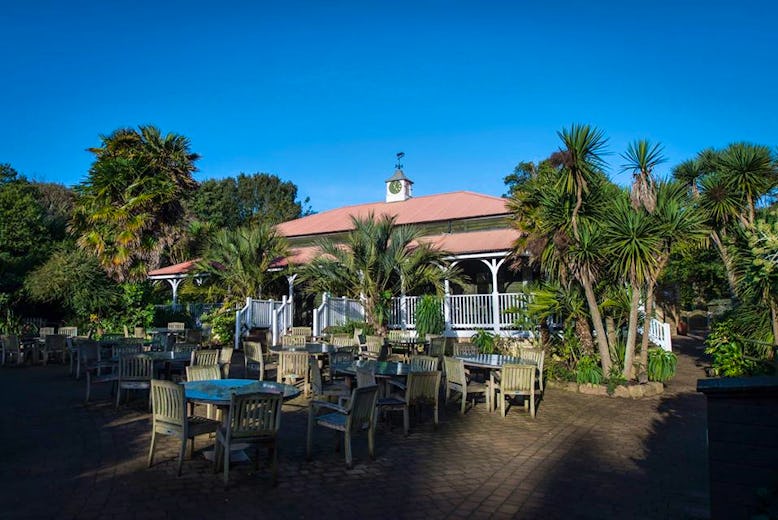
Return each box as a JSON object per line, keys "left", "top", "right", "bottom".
{"left": 396, "top": 152, "right": 405, "bottom": 170}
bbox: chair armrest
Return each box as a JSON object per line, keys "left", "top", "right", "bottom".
{"left": 309, "top": 400, "right": 348, "bottom": 414}
{"left": 387, "top": 379, "right": 407, "bottom": 391}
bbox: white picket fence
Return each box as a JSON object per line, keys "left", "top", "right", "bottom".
{"left": 647, "top": 317, "right": 673, "bottom": 351}
{"left": 234, "top": 296, "right": 293, "bottom": 349}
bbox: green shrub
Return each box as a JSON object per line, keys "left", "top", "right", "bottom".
{"left": 324, "top": 320, "right": 375, "bottom": 336}
{"left": 471, "top": 329, "right": 496, "bottom": 354}
{"left": 200, "top": 304, "right": 235, "bottom": 346}
{"left": 576, "top": 355, "right": 604, "bottom": 385}
{"left": 414, "top": 295, "right": 444, "bottom": 338}
{"left": 705, "top": 319, "right": 773, "bottom": 377}
{"left": 605, "top": 365, "right": 627, "bottom": 395}
{"left": 647, "top": 348, "right": 678, "bottom": 382}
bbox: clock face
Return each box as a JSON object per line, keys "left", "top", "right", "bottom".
{"left": 389, "top": 180, "right": 402, "bottom": 194}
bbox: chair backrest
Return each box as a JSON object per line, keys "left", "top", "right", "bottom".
{"left": 289, "top": 326, "right": 312, "bottom": 338}
{"left": 185, "top": 329, "right": 203, "bottom": 345}
{"left": 443, "top": 356, "right": 466, "bottom": 386}
{"left": 309, "top": 357, "right": 325, "bottom": 395}
{"left": 77, "top": 339, "right": 100, "bottom": 362}
{"left": 406, "top": 371, "right": 441, "bottom": 405}
{"left": 119, "top": 337, "right": 145, "bottom": 346}
{"left": 39, "top": 327, "right": 55, "bottom": 338}
{"left": 59, "top": 326, "right": 78, "bottom": 337}
{"left": 243, "top": 341, "right": 263, "bottom": 363}
{"left": 134, "top": 327, "right": 146, "bottom": 339}
{"left": 353, "top": 328, "right": 365, "bottom": 346}
{"left": 150, "top": 379, "right": 185, "bottom": 428}
{"left": 428, "top": 337, "right": 446, "bottom": 357}
{"left": 277, "top": 351, "right": 308, "bottom": 380}
{"left": 112, "top": 343, "right": 143, "bottom": 359}
{"left": 346, "top": 385, "right": 379, "bottom": 432}
{"left": 501, "top": 364, "right": 535, "bottom": 392}
{"left": 520, "top": 348, "right": 545, "bottom": 369}
{"left": 453, "top": 342, "right": 479, "bottom": 356}
{"left": 186, "top": 364, "right": 221, "bottom": 381}
{"left": 45, "top": 334, "right": 67, "bottom": 351}
{"left": 191, "top": 349, "right": 219, "bottom": 366}
{"left": 167, "top": 322, "right": 185, "bottom": 331}
{"left": 410, "top": 355, "right": 439, "bottom": 372}
{"left": 227, "top": 391, "right": 283, "bottom": 440}
{"left": 118, "top": 354, "right": 154, "bottom": 382}
{"left": 219, "top": 346, "right": 234, "bottom": 365}
{"left": 281, "top": 334, "right": 306, "bottom": 346}
{"left": 365, "top": 336, "right": 384, "bottom": 355}
{"left": 2, "top": 334, "right": 20, "bottom": 352}
{"left": 329, "top": 351, "right": 354, "bottom": 371}
{"left": 355, "top": 365, "right": 377, "bottom": 387}
{"left": 330, "top": 334, "right": 353, "bottom": 347}
{"left": 173, "top": 344, "right": 198, "bottom": 356}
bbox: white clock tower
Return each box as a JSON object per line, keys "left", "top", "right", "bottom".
{"left": 385, "top": 153, "right": 413, "bottom": 203}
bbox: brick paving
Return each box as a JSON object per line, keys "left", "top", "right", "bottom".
{"left": 0, "top": 336, "right": 710, "bottom": 519}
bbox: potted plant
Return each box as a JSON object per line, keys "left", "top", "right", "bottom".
{"left": 415, "top": 294, "right": 445, "bottom": 339}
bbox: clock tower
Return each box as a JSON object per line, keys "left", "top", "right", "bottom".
{"left": 385, "top": 153, "right": 413, "bottom": 203}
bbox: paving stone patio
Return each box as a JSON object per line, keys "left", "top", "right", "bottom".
{"left": 0, "top": 335, "right": 711, "bottom": 519}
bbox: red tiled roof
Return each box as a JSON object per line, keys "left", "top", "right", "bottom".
{"left": 147, "top": 259, "right": 200, "bottom": 277}
{"left": 272, "top": 228, "right": 519, "bottom": 267}
{"left": 276, "top": 191, "right": 510, "bottom": 238}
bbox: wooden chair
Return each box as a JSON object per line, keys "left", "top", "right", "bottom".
{"left": 214, "top": 391, "right": 283, "bottom": 485}
{"left": 115, "top": 354, "right": 154, "bottom": 408}
{"left": 363, "top": 335, "right": 386, "bottom": 360}
{"left": 243, "top": 340, "right": 275, "bottom": 380}
{"left": 520, "top": 348, "right": 546, "bottom": 392}
{"left": 73, "top": 339, "right": 103, "bottom": 380}
{"left": 1, "top": 334, "right": 24, "bottom": 365}
{"left": 307, "top": 385, "right": 379, "bottom": 468}
{"left": 328, "top": 350, "right": 354, "bottom": 383}
{"left": 443, "top": 356, "right": 489, "bottom": 414}
{"left": 191, "top": 349, "right": 219, "bottom": 367}
{"left": 494, "top": 364, "right": 537, "bottom": 418}
{"left": 281, "top": 334, "right": 306, "bottom": 347}
{"left": 43, "top": 334, "right": 67, "bottom": 365}
{"left": 39, "top": 327, "right": 55, "bottom": 339}
{"left": 59, "top": 326, "right": 78, "bottom": 338}
{"left": 134, "top": 327, "right": 147, "bottom": 339}
{"left": 184, "top": 329, "right": 202, "bottom": 345}
{"left": 148, "top": 379, "right": 220, "bottom": 476}
{"left": 353, "top": 328, "right": 365, "bottom": 347}
{"left": 453, "top": 342, "right": 479, "bottom": 356}
{"left": 381, "top": 371, "right": 441, "bottom": 435}
{"left": 186, "top": 364, "right": 221, "bottom": 381}
{"left": 277, "top": 351, "right": 309, "bottom": 396}
{"left": 219, "top": 347, "right": 234, "bottom": 378}
{"left": 428, "top": 336, "right": 446, "bottom": 358}
{"left": 85, "top": 350, "right": 120, "bottom": 403}
{"left": 289, "top": 326, "right": 312, "bottom": 338}
{"left": 330, "top": 334, "right": 354, "bottom": 347}
{"left": 309, "top": 357, "right": 350, "bottom": 402}
{"left": 167, "top": 322, "right": 185, "bottom": 331}
{"left": 409, "top": 355, "right": 439, "bottom": 371}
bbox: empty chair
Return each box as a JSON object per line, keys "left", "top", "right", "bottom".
{"left": 112, "top": 343, "right": 143, "bottom": 360}
{"left": 185, "top": 329, "right": 203, "bottom": 345}
{"left": 167, "top": 322, "right": 185, "bottom": 331}
{"left": 453, "top": 342, "right": 479, "bottom": 356}
{"left": 330, "top": 334, "right": 354, "bottom": 347}
{"left": 307, "top": 385, "right": 379, "bottom": 468}
{"left": 409, "top": 355, "right": 439, "bottom": 372}
{"left": 43, "top": 334, "right": 67, "bottom": 365}
{"left": 134, "top": 327, "right": 147, "bottom": 339}
{"left": 443, "top": 356, "right": 489, "bottom": 414}
{"left": 148, "top": 379, "right": 220, "bottom": 476}
{"left": 1, "top": 334, "right": 24, "bottom": 366}
{"left": 59, "top": 326, "right": 78, "bottom": 338}
{"left": 281, "top": 334, "right": 306, "bottom": 347}
{"left": 494, "top": 364, "right": 538, "bottom": 418}
{"left": 218, "top": 346, "right": 234, "bottom": 378}
{"left": 243, "top": 340, "right": 276, "bottom": 380}
{"left": 277, "top": 351, "right": 309, "bottom": 396}
{"left": 73, "top": 339, "right": 103, "bottom": 380}
{"left": 309, "top": 357, "right": 350, "bottom": 402}
{"left": 381, "top": 371, "right": 442, "bottom": 435}
{"left": 363, "top": 336, "right": 386, "bottom": 360}
{"left": 328, "top": 350, "right": 354, "bottom": 383}
{"left": 191, "top": 349, "right": 219, "bottom": 367}
{"left": 186, "top": 364, "right": 221, "bottom": 381}
{"left": 353, "top": 328, "right": 365, "bottom": 347}
{"left": 289, "top": 326, "right": 312, "bottom": 338}
{"left": 520, "top": 348, "right": 546, "bottom": 392}
{"left": 214, "top": 391, "right": 284, "bottom": 485}
{"left": 39, "top": 327, "right": 55, "bottom": 339}
{"left": 428, "top": 336, "right": 446, "bottom": 358}
{"left": 115, "top": 354, "right": 154, "bottom": 408}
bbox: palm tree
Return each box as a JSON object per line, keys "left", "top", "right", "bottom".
{"left": 197, "top": 222, "right": 289, "bottom": 304}
{"left": 716, "top": 143, "right": 777, "bottom": 228}
{"left": 300, "top": 214, "right": 457, "bottom": 333}
{"left": 622, "top": 139, "right": 665, "bottom": 213}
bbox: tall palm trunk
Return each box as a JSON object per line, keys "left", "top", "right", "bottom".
{"left": 771, "top": 300, "right": 778, "bottom": 356}
{"left": 639, "top": 282, "right": 655, "bottom": 379}
{"left": 579, "top": 272, "right": 611, "bottom": 373}
{"left": 710, "top": 230, "right": 738, "bottom": 297}
{"left": 622, "top": 280, "right": 642, "bottom": 380}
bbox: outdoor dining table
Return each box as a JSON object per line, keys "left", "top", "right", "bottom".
{"left": 455, "top": 354, "right": 534, "bottom": 412}
{"left": 387, "top": 338, "right": 429, "bottom": 360}
{"left": 333, "top": 359, "right": 411, "bottom": 397}
{"left": 269, "top": 343, "right": 339, "bottom": 355}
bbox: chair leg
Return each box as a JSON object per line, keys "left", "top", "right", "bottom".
{"left": 433, "top": 402, "right": 439, "bottom": 429}
{"left": 306, "top": 409, "right": 314, "bottom": 460}
{"left": 501, "top": 392, "right": 507, "bottom": 418}
{"left": 223, "top": 439, "right": 230, "bottom": 485}
{"left": 368, "top": 426, "right": 375, "bottom": 460}
{"left": 85, "top": 374, "right": 91, "bottom": 403}
{"left": 271, "top": 444, "right": 278, "bottom": 486}
{"left": 403, "top": 407, "right": 410, "bottom": 436}
{"left": 530, "top": 393, "right": 536, "bottom": 418}
{"left": 115, "top": 386, "right": 121, "bottom": 409}
{"left": 147, "top": 430, "right": 156, "bottom": 467}
{"left": 460, "top": 391, "right": 466, "bottom": 414}
{"left": 344, "top": 433, "right": 352, "bottom": 469}
{"left": 177, "top": 436, "right": 186, "bottom": 477}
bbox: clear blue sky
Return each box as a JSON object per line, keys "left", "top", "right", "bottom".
{"left": 1, "top": 1, "right": 776, "bottom": 211}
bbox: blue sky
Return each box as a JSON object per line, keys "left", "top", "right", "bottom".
{"left": 1, "top": 1, "right": 776, "bottom": 211}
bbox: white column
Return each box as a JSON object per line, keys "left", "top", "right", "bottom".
{"left": 481, "top": 258, "right": 506, "bottom": 333}
{"left": 168, "top": 278, "right": 183, "bottom": 306}
{"left": 442, "top": 261, "right": 457, "bottom": 335}
{"left": 286, "top": 274, "right": 297, "bottom": 327}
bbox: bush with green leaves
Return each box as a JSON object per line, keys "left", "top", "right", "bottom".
{"left": 471, "top": 329, "right": 496, "bottom": 354}
{"left": 647, "top": 348, "right": 678, "bottom": 382}
{"left": 200, "top": 304, "right": 236, "bottom": 346}
{"left": 705, "top": 319, "right": 773, "bottom": 377}
{"left": 324, "top": 320, "right": 375, "bottom": 336}
{"left": 576, "top": 355, "right": 604, "bottom": 385}
{"left": 414, "top": 294, "right": 444, "bottom": 338}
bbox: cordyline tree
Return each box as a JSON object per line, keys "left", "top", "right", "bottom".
{"left": 508, "top": 124, "right": 705, "bottom": 379}
{"left": 71, "top": 125, "right": 199, "bottom": 282}
{"left": 300, "top": 214, "right": 458, "bottom": 333}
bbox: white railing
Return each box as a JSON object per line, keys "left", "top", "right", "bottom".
{"left": 387, "top": 293, "right": 528, "bottom": 331}
{"left": 235, "top": 297, "right": 290, "bottom": 349}
{"left": 313, "top": 294, "right": 364, "bottom": 337}
{"left": 446, "top": 294, "right": 493, "bottom": 329}
{"left": 648, "top": 317, "right": 673, "bottom": 352}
